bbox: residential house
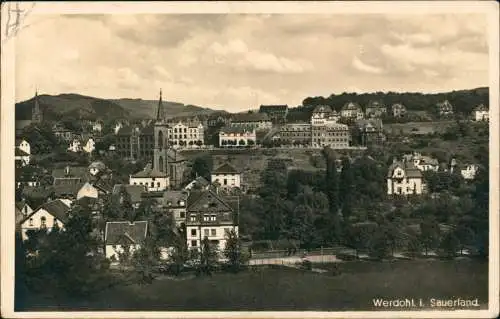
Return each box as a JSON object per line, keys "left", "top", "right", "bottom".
{"left": 114, "top": 122, "right": 124, "bottom": 135}
{"left": 88, "top": 161, "right": 107, "bottom": 176}
{"left": 473, "top": 104, "right": 489, "bottom": 121}
{"left": 15, "top": 201, "right": 34, "bottom": 226}
{"left": 207, "top": 112, "right": 232, "bottom": 128}
{"left": 185, "top": 190, "right": 239, "bottom": 252}
{"left": 184, "top": 176, "right": 211, "bottom": 191}
{"left": 104, "top": 221, "right": 148, "bottom": 263}
{"left": 352, "top": 119, "right": 385, "bottom": 146}
{"left": 20, "top": 199, "right": 71, "bottom": 240}
{"left": 76, "top": 182, "right": 99, "bottom": 200}
{"left": 365, "top": 100, "right": 387, "bottom": 118}
{"left": 259, "top": 104, "right": 288, "bottom": 124}
{"left": 436, "top": 100, "right": 454, "bottom": 116}
{"left": 211, "top": 163, "right": 241, "bottom": 189}
{"left": 159, "top": 191, "right": 189, "bottom": 227}
{"left": 68, "top": 139, "right": 82, "bottom": 153}
{"left": 460, "top": 164, "right": 479, "bottom": 180}
{"left": 129, "top": 164, "right": 169, "bottom": 192}
{"left": 92, "top": 120, "right": 103, "bottom": 133}
{"left": 230, "top": 112, "right": 272, "bottom": 131}
{"left": 219, "top": 126, "right": 257, "bottom": 148}
{"left": 52, "top": 166, "right": 90, "bottom": 200}
{"left": 387, "top": 160, "right": 425, "bottom": 196}
{"left": 112, "top": 184, "right": 147, "bottom": 209}
{"left": 52, "top": 123, "right": 74, "bottom": 141}
{"left": 82, "top": 137, "right": 96, "bottom": 153}
{"left": 15, "top": 140, "right": 31, "bottom": 167}
{"left": 279, "top": 122, "right": 311, "bottom": 146}
{"left": 391, "top": 103, "right": 407, "bottom": 118}
{"left": 403, "top": 152, "right": 439, "bottom": 172}
{"left": 310, "top": 105, "right": 340, "bottom": 126}
{"left": 340, "top": 102, "right": 364, "bottom": 120}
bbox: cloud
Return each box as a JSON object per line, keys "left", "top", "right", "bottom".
{"left": 352, "top": 56, "right": 384, "bottom": 74}
{"left": 208, "top": 39, "right": 314, "bottom": 74}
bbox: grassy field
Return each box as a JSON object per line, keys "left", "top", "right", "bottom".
{"left": 17, "top": 258, "right": 488, "bottom": 311}
{"left": 384, "top": 121, "right": 455, "bottom": 135}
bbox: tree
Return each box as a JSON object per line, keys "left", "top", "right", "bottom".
{"left": 223, "top": 229, "right": 249, "bottom": 273}
{"left": 419, "top": 217, "right": 441, "bottom": 256}
{"left": 247, "top": 139, "right": 255, "bottom": 146}
{"left": 198, "top": 237, "right": 218, "bottom": 276}
{"left": 190, "top": 155, "right": 213, "bottom": 181}
{"left": 169, "top": 232, "right": 189, "bottom": 276}
{"left": 439, "top": 231, "right": 460, "bottom": 259}
{"left": 239, "top": 139, "right": 246, "bottom": 146}
{"left": 368, "top": 228, "right": 389, "bottom": 260}
{"left": 131, "top": 236, "right": 160, "bottom": 284}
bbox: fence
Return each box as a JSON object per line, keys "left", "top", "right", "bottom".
{"left": 249, "top": 246, "right": 357, "bottom": 266}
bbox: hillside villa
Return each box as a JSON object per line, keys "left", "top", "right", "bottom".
{"left": 219, "top": 126, "right": 257, "bottom": 148}
{"left": 473, "top": 104, "right": 489, "bottom": 121}
{"left": 20, "top": 199, "right": 71, "bottom": 240}
{"left": 340, "top": 102, "right": 364, "bottom": 120}
{"left": 211, "top": 163, "right": 241, "bottom": 189}
{"left": 391, "top": 103, "right": 407, "bottom": 118}
{"left": 387, "top": 160, "right": 425, "bottom": 196}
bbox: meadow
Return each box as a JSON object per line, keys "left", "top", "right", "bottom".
{"left": 16, "top": 258, "right": 488, "bottom": 311}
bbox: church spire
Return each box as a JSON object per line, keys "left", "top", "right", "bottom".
{"left": 156, "top": 89, "right": 165, "bottom": 121}
{"left": 32, "top": 89, "right": 42, "bottom": 124}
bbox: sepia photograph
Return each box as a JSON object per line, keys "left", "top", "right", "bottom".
{"left": 1, "top": 1, "right": 499, "bottom": 318}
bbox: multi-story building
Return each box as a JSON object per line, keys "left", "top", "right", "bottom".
{"left": 159, "top": 191, "right": 189, "bottom": 227}
{"left": 211, "top": 163, "right": 241, "bottom": 189}
{"left": 365, "top": 100, "right": 387, "bottom": 118}
{"left": 436, "top": 100, "right": 454, "bottom": 116}
{"left": 185, "top": 189, "right": 239, "bottom": 252}
{"left": 230, "top": 112, "right": 272, "bottom": 131}
{"left": 473, "top": 104, "right": 489, "bottom": 121}
{"left": 219, "top": 126, "right": 256, "bottom": 147}
{"left": 104, "top": 221, "right": 148, "bottom": 264}
{"left": 278, "top": 122, "right": 311, "bottom": 146}
{"left": 207, "top": 112, "right": 232, "bottom": 128}
{"left": 352, "top": 119, "right": 385, "bottom": 146}
{"left": 52, "top": 123, "right": 74, "bottom": 142}
{"left": 115, "top": 124, "right": 154, "bottom": 162}
{"left": 311, "top": 105, "right": 340, "bottom": 126}
{"left": 259, "top": 104, "right": 288, "bottom": 124}
{"left": 391, "top": 103, "right": 407, "bottom": 118}
{"left": 387, "top": 160, "right": 424, "bottom": 196}
{"left": 340, "top": 102, "right": 364, "bottom": 120}
{"left": 311, "top": 123, "right": 350, "bottom": 148}
{"left": 19, "top": 199, "right": 71, "bottom": 240}
{"left": 166, "top": 119, "right": 204, "bottom": 148}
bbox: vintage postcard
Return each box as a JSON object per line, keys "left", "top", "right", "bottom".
{"left": 1, "top": 1, "right": 499, "bottom": 318}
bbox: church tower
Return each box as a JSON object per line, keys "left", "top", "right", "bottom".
{"left": 153, "top": 89, "right": 169, "bottom": 174}
{"left": 32, "top": 90, "right": 42, "bottom": 124}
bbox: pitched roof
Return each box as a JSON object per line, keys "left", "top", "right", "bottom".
{"left": 53, "top": 182, "right": 85, "bottom": 197}
{"left": 342, "top": 102, "right": 362, "bottom": 111}
{"left": 112, "top": 184, "right": 146, "bottom": 203}
{"left": 89, "top": 161, "right": 106, "bottom": 170}
{"left": 166, "top": 149, "right": 187, "bottom": 162}
{"left": 312, "top": 105, "right": 333, "bottom": 113}
{"left": 220, "top": 126, "right": 255, "bottom": 134}
{"left": 93, "top": 180, "right": 113, "bottom": 193}
{"left": 188, "top": 176, "right": 210, "bottom": 188}
{"left": 160, "top": 190, "right": 189, "bottom": 207}
{"left": 104, "top": 221, "right": 148, "bottom": 245}
{"left": 186, "top": 189, "right": 234, "bottom": 212}
{"left": 15, "top": 148, "right": 30, "bottom": 156}
{"left": 391, "top": 103, "right": 406, "bottom": 109}
{"left": 131, "top": 164, "right": 168, "bottom": 178}
{"left": 23, "top": 199, "right": 71, "bottom": 224}
{"left": 366, "top": 100, "right": 386, "bottom": 109}
{"left": 387, "top": 161, "right": 422, "bottom": 178}
{"left": 213, "top": 163, "right": 239, "bottom": 174}
{"left": 231, "top": 112, "right": 270, "bottom": 123}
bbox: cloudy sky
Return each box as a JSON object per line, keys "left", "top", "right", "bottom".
{"left": 15, "top": 12, "right": 489, "bottom": 112}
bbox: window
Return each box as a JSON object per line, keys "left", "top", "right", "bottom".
{"left": 53, "top": 218, "right": 57, "bottom": 226}
{"left": 180, "top": 212, "right": 185, "bottom": 218}
{"left": 210, "top": 214, "right": 217, "bottom": 221}
{"left": 224, "top": 179, "right": 228, "bottom": 185}
{"left": 40, "top": 216, "right": 46, "bottom": 228}
{"left": 191, "top": 229, "right": 197, "bottom": 236}
{"left": 211, "top": 229, "right": 216, "bottom": 236}
{"left": 157, "top": 182, "right": 160, "bottom": 187}
{"left": 191, "top": 240, "right": 197, "bottom": 247}
{"left": 29, "top": 218, "right": 33, "bottom": 226}
{"left": 150, "top": 182, "right": 154, "bottom": 188}
{"left": 204, "top": 229, "right": 209, "bottom": 237}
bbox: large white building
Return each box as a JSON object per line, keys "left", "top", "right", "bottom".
{"left": 211, "top": 163, "right": 241, "bottom": 189}
{"left": 387, "top": 160, "right": 425, "bottom": 196}
{"left": 340, "top": 102, "right": 364, "bottom": 120}
{"left": 15, "top": 138, "right": 31, "bottom": 167}
{"left": 230, "top": 112, "right": 272, "bottom": 130}
{"left": 219, "top": 126, "right": 256, "bottom": 148}
{"left": 311, "top": 105, "right": 340, "bottom": 126}
{"left": 129, "top": 164, "right": 169, "bottom": 192}
{"left": 167, "top": 120, "right": 204, "bottom": 148}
